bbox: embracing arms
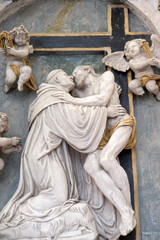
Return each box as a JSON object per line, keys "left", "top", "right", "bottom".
{"left": 70, "top": 71, "right": 115, "bottom": 106}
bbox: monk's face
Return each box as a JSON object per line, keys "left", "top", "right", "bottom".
{"left": 57, "top": 71, "right": 75, "bottom": 92}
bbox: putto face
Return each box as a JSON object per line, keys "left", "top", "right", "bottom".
{"left": 14, "top": 34, "right": 27, "bottom": 46}
{"left": 127, "top": 41, "right": 141, "bottom": 58}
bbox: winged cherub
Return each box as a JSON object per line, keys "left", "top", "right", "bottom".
{"left": 102, "top": 34, "right": 160, "bottom": 100}
{"left": 0, "top": 25, "right": 37, "bottom": 93}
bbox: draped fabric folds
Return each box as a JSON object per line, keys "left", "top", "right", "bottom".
{"left": 0, "top": 83, "right": 120, "bottom": 240}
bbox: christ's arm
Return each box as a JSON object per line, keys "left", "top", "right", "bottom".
{"left": 70, "top": 71, "right": 115, "bottom": 106}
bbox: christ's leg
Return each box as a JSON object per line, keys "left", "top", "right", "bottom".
{"left": 99, "top": 126, "right": 136, "bottom": 235}
{"left": 84, "top": 150, "right": 136, "bottom": 236}
{"left": 99, "top": 126, "right": 132, "bottom": 205}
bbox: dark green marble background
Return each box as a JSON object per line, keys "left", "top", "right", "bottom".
{"left": 0, "top": 1, "right": 159, "bottom": 240}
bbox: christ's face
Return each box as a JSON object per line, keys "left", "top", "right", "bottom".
{"left": 73, "top": 69, "right": 88, "bottom": 89}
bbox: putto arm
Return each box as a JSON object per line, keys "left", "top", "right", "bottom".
{"left": 1, "top": 145, "right": 22, "bottom": 154}
{"left": 0, "top": 136, "right": 21, "bottom": 147}
{"left": 0, "top": 137, "right": 12, "bottom": 147}
{"left": 7, "top": 47, "right": 30, "bottom": 57}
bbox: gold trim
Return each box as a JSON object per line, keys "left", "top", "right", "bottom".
{"left": 124, "top": 7, "right": 150, "bottom": 35}
{"left": 30, "top": 32, "right": 111, "bottom": 37}
{"left": 107, "top": 5, "right": 112, "bottom": 35}
{"left": 128, "top": 70, "right": 140, "bottom": 239}
{"left": 107, "top": 66, "right": 112, "bottom": 71}
{"left": 33, "top": 47, "right": 111, "bottom": 53}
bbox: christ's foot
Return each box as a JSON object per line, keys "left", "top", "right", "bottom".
{"left": 119, "top": 208, "right": 136, "bottom": 236}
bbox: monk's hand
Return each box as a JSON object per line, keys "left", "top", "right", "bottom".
{"left": 107, "top": 105, "right": 126, "bottom": 118}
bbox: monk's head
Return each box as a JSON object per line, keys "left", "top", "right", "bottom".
{"left": 46, "top": 69, "right": 74, "bottom": 93}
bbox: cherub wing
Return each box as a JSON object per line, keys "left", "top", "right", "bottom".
{"left": 150, "top": 34, "right": 160, "bottom": 59}
{"left": 102, "top": 51, "right": 129, "bottom": 72}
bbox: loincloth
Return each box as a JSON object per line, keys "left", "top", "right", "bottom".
{"left": 98, "top": 115, "right": 136, "bottom": 150}
{"left": 140, "top": 74, "right": 160, "bottom": 89}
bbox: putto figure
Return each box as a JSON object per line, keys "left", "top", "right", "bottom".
{"left": 0, "top": 112, "right": 21, "bottom": 171}
{"left": 0, "top": 25, "right": 37, "bottom": 93}
{"left": 102, "top": 34, "right": 160, "bottom": 100}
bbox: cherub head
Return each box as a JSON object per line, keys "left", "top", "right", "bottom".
{"left": 46, "top": 69, "right": 74, "bottom": 93}
{"left": 72, "top": 65, "right": 96, "bottom": 89}
{"left": 0, "top": 112, "right": 9, "bottom": 134}
{"left": 10, "top": 25, "right": 30, "bottom": 46}
{"left": 124, "top": 39, "right": 143, "bottom": 60}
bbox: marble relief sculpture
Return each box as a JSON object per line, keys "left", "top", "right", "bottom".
{"left": 102, "top": 34, "right": 160, "bottom": 100}
{"left": 0, "top": 68, "right": 136, "bottom": 240}
{"left": 0, "top": 112, "right": 21, "bottom": 171}
{"left": 0, "top": 25, "right": 37, "bottom": 93}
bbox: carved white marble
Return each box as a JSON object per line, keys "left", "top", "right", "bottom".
{"left": 102, "top": 34, "right": 160, "bottom": 100}
{"left": 0, "top": 25, "right": 34, "bottom": 93}
{"left": 0, "top": 68, "right": 136, "bottom": 239}
{"left": 0, "top": 112, "right": 21, "bottom": 171}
